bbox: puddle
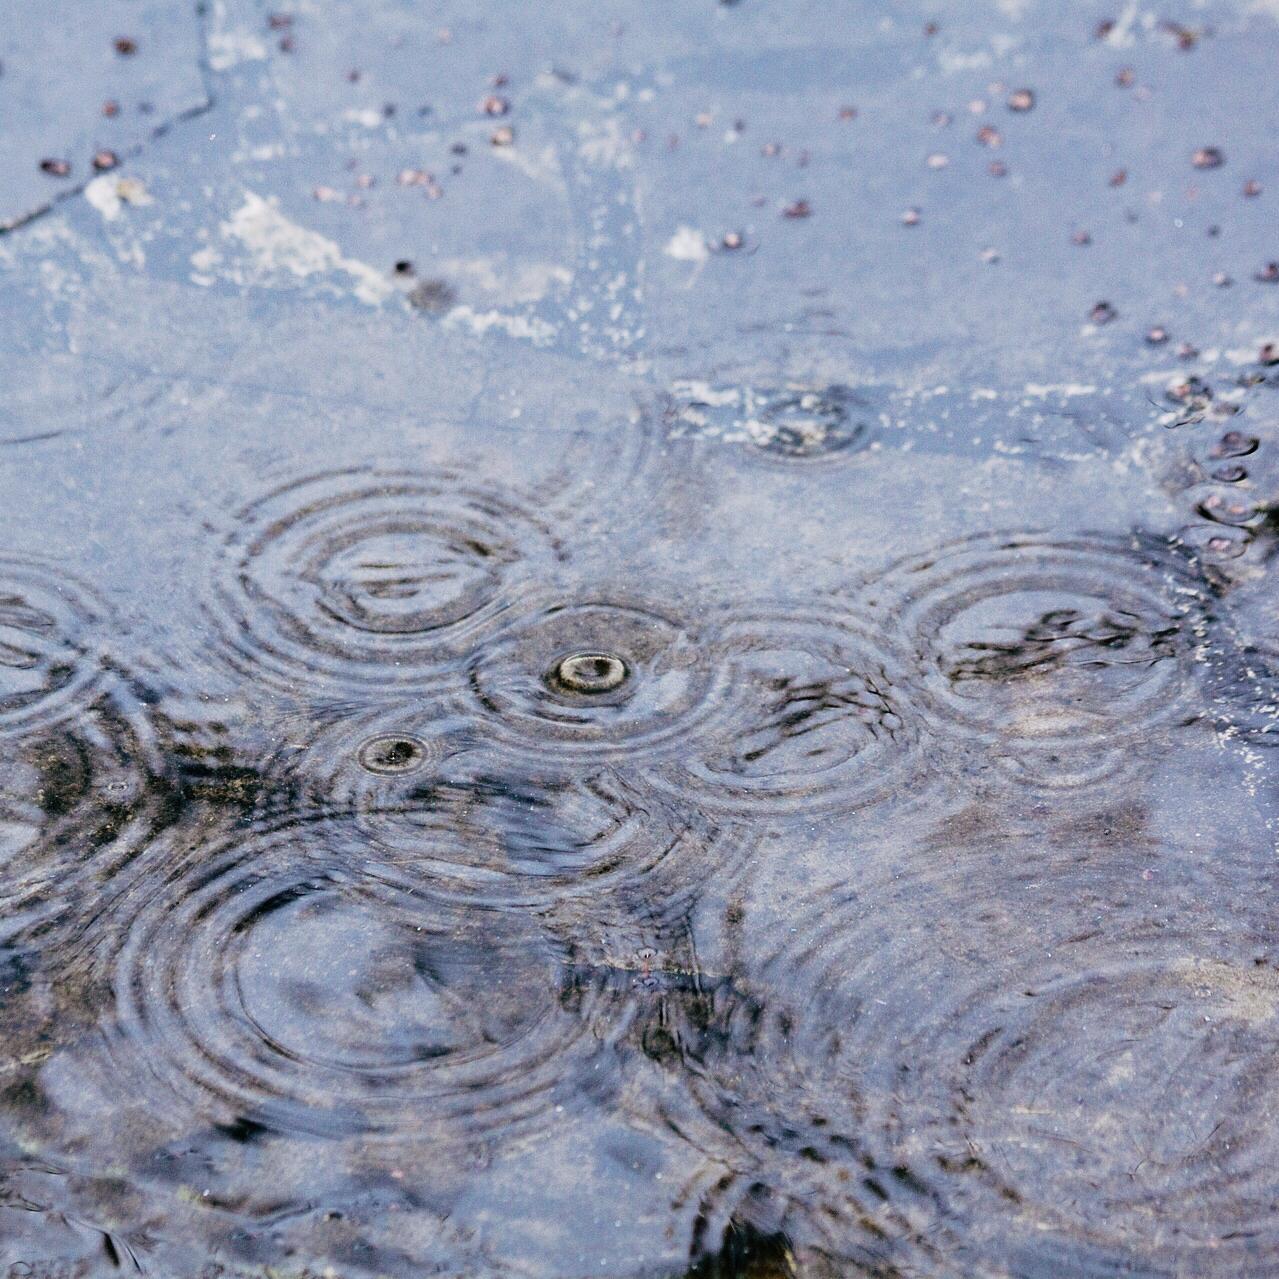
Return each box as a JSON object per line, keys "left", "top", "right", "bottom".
{"left": 1, "top": 1, "right": 1279, "bottom": 1277}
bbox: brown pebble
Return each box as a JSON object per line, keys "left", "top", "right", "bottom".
{"left": 1259, "top": 343, "right": 1279, "bottom": 365}
{"left": 1115, "top": 67, "right": 1135, "bottom": 87}
{"left": 1071, "top": 230, "right": 1092, "bottom": 246}
{"left": 1177, "top": 342, "right": 1199, "bottom": 359}
{"left": 901, "top": 206, "right": 921, "bottom": 226}
{"left": 39, "top": 158, "right": 71, "bottom": 177}
{"left": 1090, "top": 301, "right": 1117, "bottom": 324}
{"left": 1007, "top": 88, "right": 1035, "bottom": 112}
{"left": 976, "top": 125, "right": 1002, "bottom": 147}
{"left": 1095, "top": 19, "right": 1116, "bottom": 38}
{"left": 480, "top": 95, "right": 510, "bottom": 116}
{"left": 1256, "top": 262, "right": 1279, "bottom": 284}
{"left": 1243, "top": 180, "right": 1262, "bottom": 198}
{"left": 91, "top": 150, "right": 118, "bottom": 172}
{"left": 490, "top": 125, "right": 515, "bottom": 147}
{"left": 1210, "top": 431, "right": 1259, "bottom": 458}
{"left": 1192, "top": 147, "right": 1224, "bottom": 169}
{"left": 1162, "top": 21, "right": 1199, "bottom": 50}
{"left": 113, "top": 37, "right": 138, "bottom": 55}
{"left": 988, "top": 160, "right": 1007, "bottom": 177}
{"left": 102, "top": 99, "right": 120, "bottom": 118}
{"left": 838, "top": 106, "right": 857, "bottom": 121}
{"left": 268, "top": 13, "right": 293, "bottom": 29}
{"left": 782, "top": 199, "right": 812, "bottom": 219}
{"left": 1109, "top": 168, "right": 1127, "bottom": 187}
{"left": 1146, "top": 326, "right": 1169, "bottom": 345}
{"left": 721, "top": 231, "right": 744, "bottom": 250}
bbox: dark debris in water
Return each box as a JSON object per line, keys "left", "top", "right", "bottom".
{"left": 2, "top": 0, "right": 1279, "bottom": 1276}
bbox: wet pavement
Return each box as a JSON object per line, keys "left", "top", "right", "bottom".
{"left": 1, "top": 1, "right": 1278, "bottom": 1275}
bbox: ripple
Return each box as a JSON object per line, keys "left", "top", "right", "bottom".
{"left": 0, "top": 556, "right": 111, "bottom": 737}
{"left": 650, "top": 604, "right": 921, "bottom": 818}
{"left": 714, "top": 827, "right": 1270, "bottom": 1273}
{"left": 875, "top": 939, "right": 1279, "bottom": 1271}
{"left": 667, "top": 381, "right": 877, "bottom": 465}
{"left": 868, "top": 533, "right": 1208, "bottom": 775}
{"left": 206, "top": 468, "right": 563, "bottom": 696}
{"left": 353, "top": 767, "right": 745, "bottom": 917}
{"left": 91, "top": 815, "right": 597, "bottom": 1149}
{"left": 263, "top": 700, "right": 463, "bottom": 816}
{"left": 0, "top": 689, "right": 169, "bottom": 939}
{"left": 465, "top": 597, "right": 730, "bottom": 766}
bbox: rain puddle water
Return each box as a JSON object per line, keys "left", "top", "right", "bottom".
{"left": 1, "top": 1, "right": 1278, "bottom": 1276}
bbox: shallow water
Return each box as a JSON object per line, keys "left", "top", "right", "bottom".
{"left": 1, "top": 1, "right": 1278, "bottom": 1275}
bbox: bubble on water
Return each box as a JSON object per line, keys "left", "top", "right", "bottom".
{"left": 465, "top": 597, "right": 729, "bottom": 766}
{"left": 550, "top": 651, "right": 629, "bottom": 695}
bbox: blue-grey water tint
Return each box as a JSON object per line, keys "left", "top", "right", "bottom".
{"left": 1, "top": 1, "right": 1278, "bottom": 1275}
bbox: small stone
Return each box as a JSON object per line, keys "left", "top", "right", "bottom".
{"left": 901, "top": 206, "right": 921, "bottom": 226}
{"left": 1007, "top": 88, "right": 1035, "bottom": 111}
{"left": 1192, "top": 147, "right": 1224, "bottom": 169}
{"left": 1256, "top": 262, "right": 1279, "bottom": 284}
{"left": 926, "top": 152, "right": 949, "bottom": 169}
{"left": 39, "top": 158, "right": 71, "bottom": 177}
{"left": 976, "top": 125, "right": 1002, "bottom": 147}
{"left": 91, "top": 150, "right": 118, "bottom": 172}
{"left": 1146, "top": 326, "right": 1169, "bottom": 345}
{"left": 721, "top": 231, "right": 744, "bottom": 250}
{"left": 113, "top": 36, "right": 138, "bottom": 55}
{"left": 781, "top": 199, "right": 812, "bottom": 219}
{"left": 1089, "top": 301, "right": 1117, "bottom": 325}
{"left": 480, "top": 94, "right": 510, "bottom": 116}
{"left": 1244, "top": 180, "right": 1263, "bottom": 198}
{"left": 490, "top": 125, "right": 515, "bottom": 146}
